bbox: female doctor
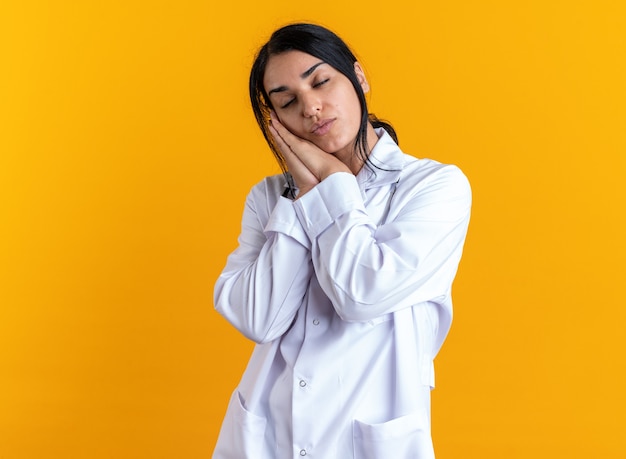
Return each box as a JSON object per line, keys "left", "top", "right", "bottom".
{"left": 213, "top": 23, "right": 471, "bottom": 458}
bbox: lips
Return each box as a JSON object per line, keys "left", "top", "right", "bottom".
{"left": 310, "top": 119, "right": 335, "bottom": 136}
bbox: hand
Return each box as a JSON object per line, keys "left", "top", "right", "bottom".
{"left": 269, "top": 112, "right": 351, "bottom": 198}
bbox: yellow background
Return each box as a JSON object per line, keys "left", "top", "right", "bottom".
{"left": 1, "top": 1, "right": 625, "bottom": 457}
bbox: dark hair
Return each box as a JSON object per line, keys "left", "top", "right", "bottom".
{"left": 249, "top": 23, "right": 398, "bottom": 173}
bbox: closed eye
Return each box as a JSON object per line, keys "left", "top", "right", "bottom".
{"left": 314, "top": 78, "right": 330, "bottom": 87}
{"left": 281, "top": 98, "right": 295, "bottom": 109}
{"left": 279, "top": 78, "right": 329, "bottom": 109}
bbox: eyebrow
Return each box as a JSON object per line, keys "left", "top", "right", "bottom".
{"left": 267, "top": 61, "right": 326, "bottom": 96}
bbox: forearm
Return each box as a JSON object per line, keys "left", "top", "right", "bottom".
{"left": 215, "top": 232, "right": 312, "bottom": 343}
{"left": 294, "top": 168, "right": 471, "bottom": 322}
{"left": 214, "top": 187, "right": 314, "bottom": 343}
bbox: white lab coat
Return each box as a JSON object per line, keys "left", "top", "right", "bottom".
{"left": 213, "top": 129, "right": 471, "bottom": 458}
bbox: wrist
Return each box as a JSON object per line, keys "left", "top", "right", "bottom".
{"left": 295, "top": 185, "right": 314, "bottom": 200}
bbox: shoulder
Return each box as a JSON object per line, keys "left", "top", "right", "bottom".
{"left": 401, "top": 155, "right": 470, "bottom": 191}
{"left": 395, "top": 156, "right": 472, "bottom": 214}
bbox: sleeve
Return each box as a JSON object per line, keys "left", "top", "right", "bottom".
{"left": 292, "top": 165, "right": 471, "bottom": 322}
{"left": 214, "top": 181, "right": 314, "bottom": 344}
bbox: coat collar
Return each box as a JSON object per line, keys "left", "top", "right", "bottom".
{"left": 355, "top": 128, "right": 406, "bottom": 189}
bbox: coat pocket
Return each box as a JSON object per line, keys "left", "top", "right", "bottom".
{"left": 213, "top": 390, "right": 268, "bottom": 459}
{"left": 353, "top": 411, "right": 434, "bottom": 459}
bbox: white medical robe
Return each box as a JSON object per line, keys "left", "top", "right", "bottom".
{"left": 214, "top": 129, "right": 472, "bottom": 458}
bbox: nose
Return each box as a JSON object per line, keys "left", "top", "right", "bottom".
{"left": 301, "top": 92, "right": 321, "bottom": 118}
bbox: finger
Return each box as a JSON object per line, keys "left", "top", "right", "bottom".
{"left": 270, "top": 124, "right": 303, "bottom": 169}
{"left": 269, "top": 112, "right": 303, "bottom": 151}
{"left": 268, "top": 121, "right": 294, "bottom": 155}
{"left": 269, "top": 121, "right": 319, "bottom": 190}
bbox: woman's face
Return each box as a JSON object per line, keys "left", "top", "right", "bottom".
{"left": 263, "top": 50, "right": 369, "bottom": 163}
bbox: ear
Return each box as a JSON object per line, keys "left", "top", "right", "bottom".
{"left": 354, "top": 61, "right": 370, "bottom": 93}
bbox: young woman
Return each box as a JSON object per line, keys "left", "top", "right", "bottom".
{"left": 213, "top": 23, "right": 471, "bottom": 458}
